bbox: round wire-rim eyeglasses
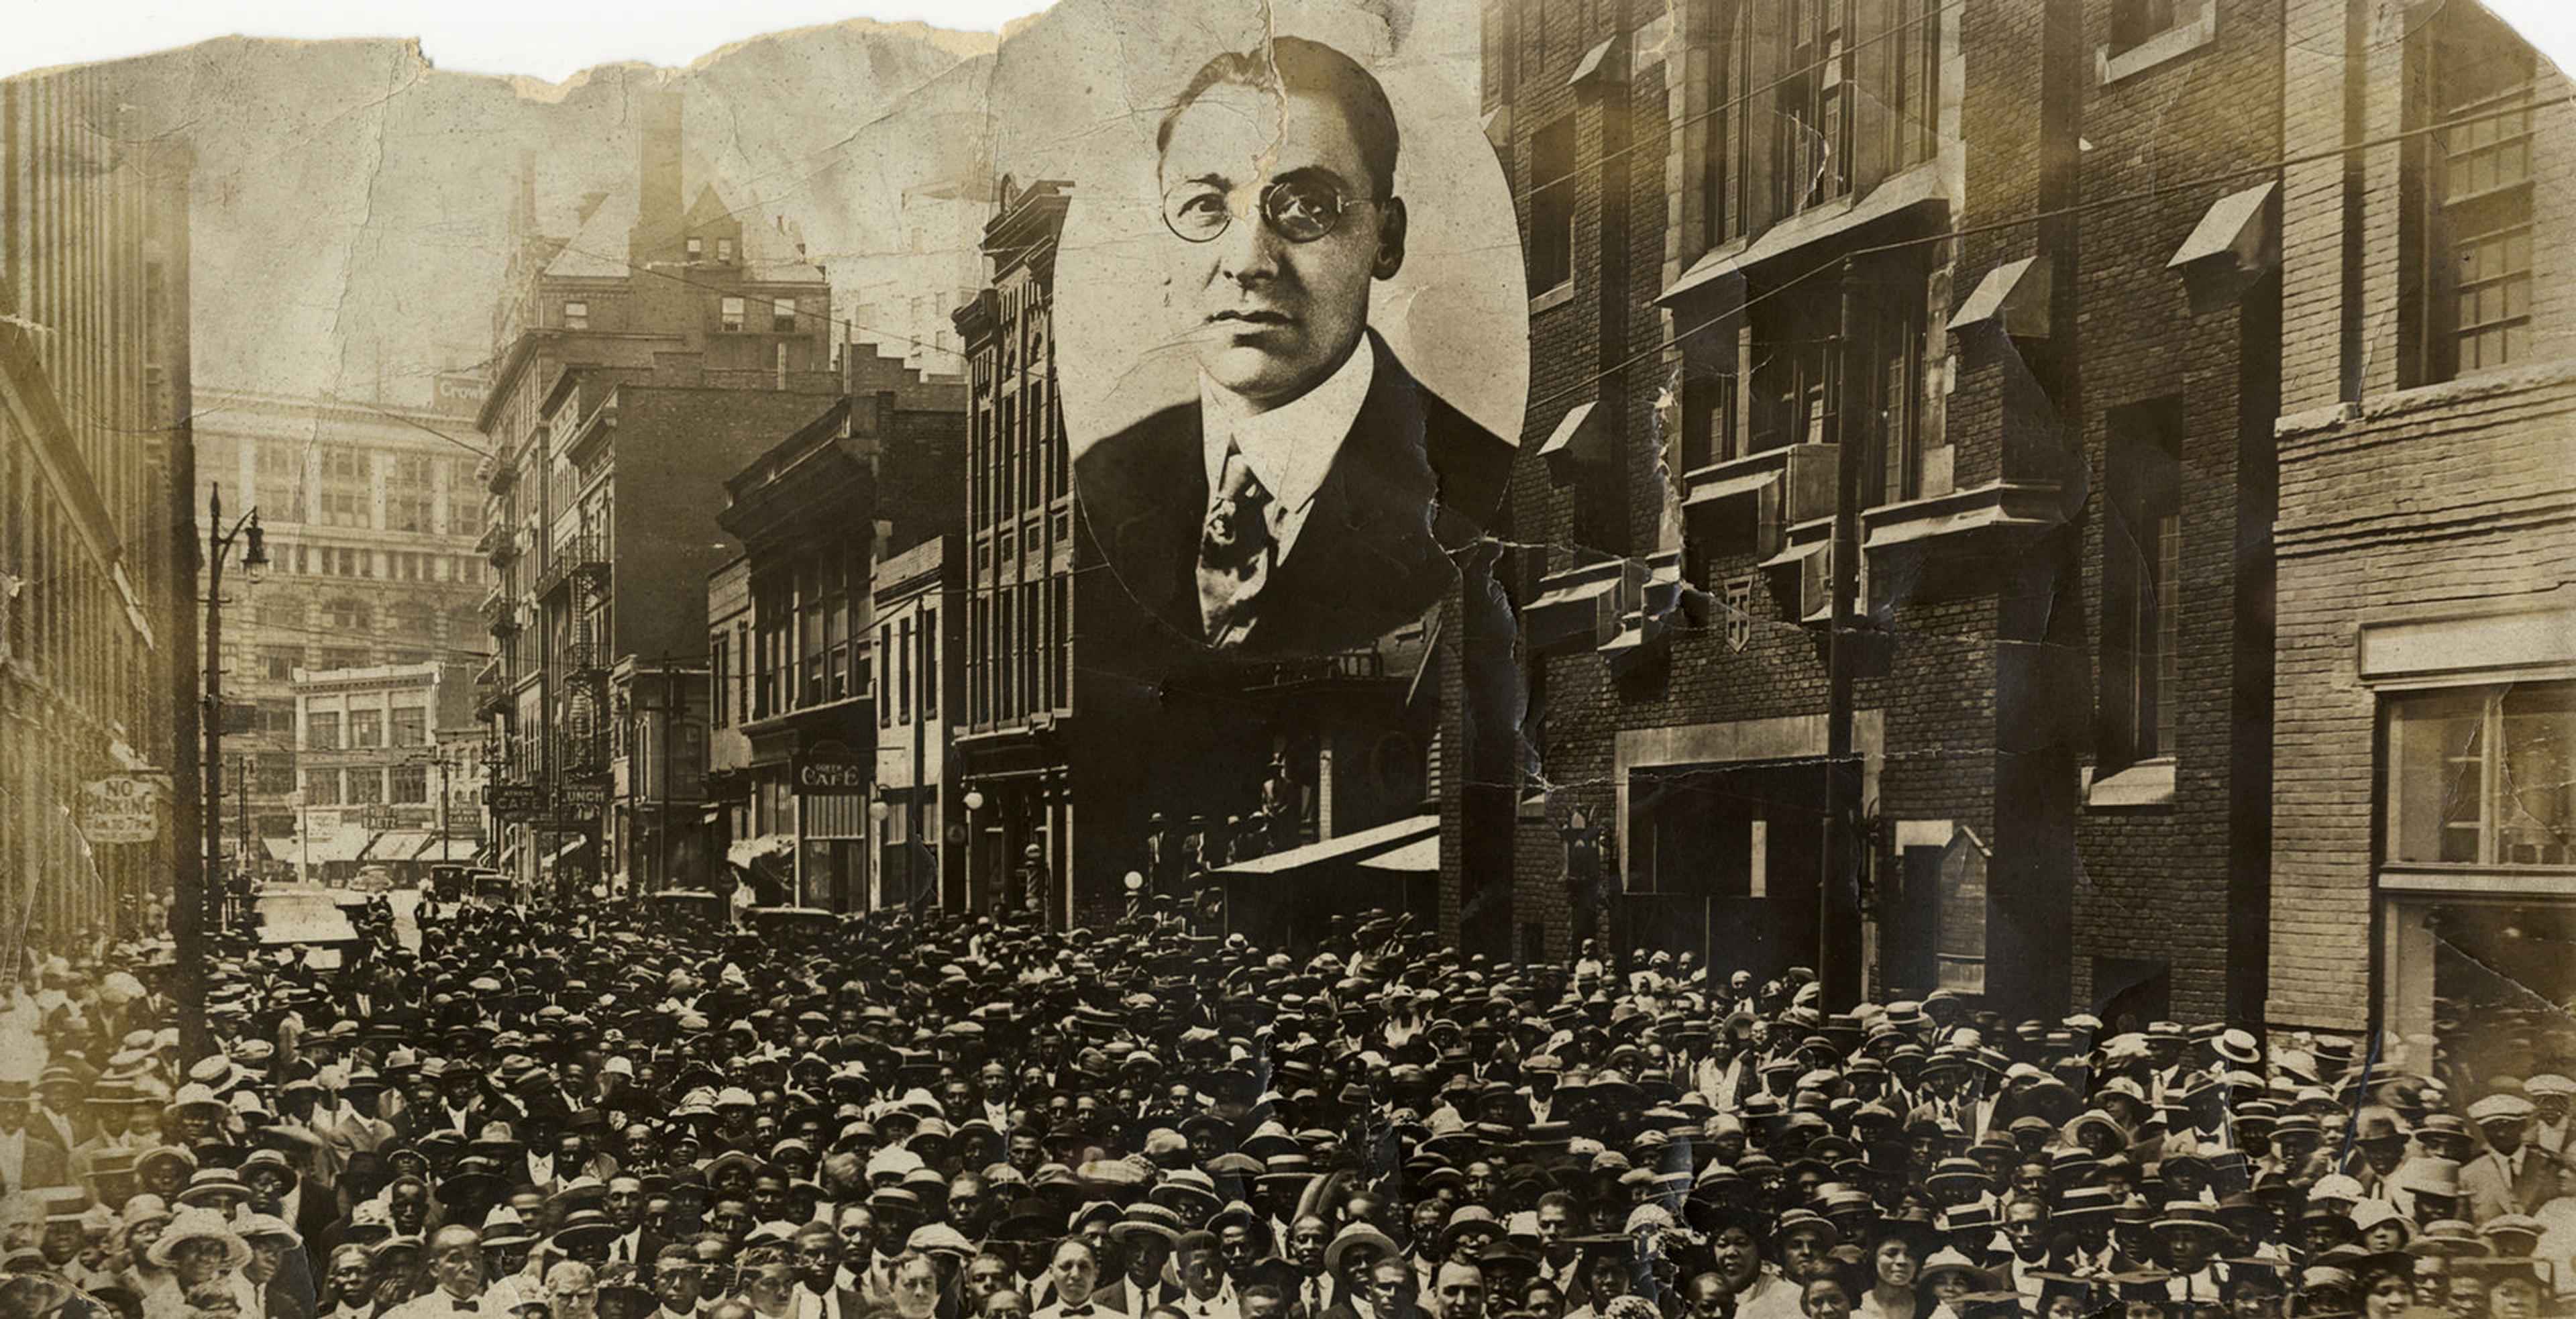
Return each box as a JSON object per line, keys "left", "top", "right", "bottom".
{"left": 1163, "top": 177, "right": 1381, "bottom": 244}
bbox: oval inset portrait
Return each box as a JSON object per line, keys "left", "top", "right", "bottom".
{"left": 1057, "top": 27, "right": 1529, "bottom": 660}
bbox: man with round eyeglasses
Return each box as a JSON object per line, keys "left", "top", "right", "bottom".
{"left": 1074, "top": 34, "right": 1513, "bottom": 657}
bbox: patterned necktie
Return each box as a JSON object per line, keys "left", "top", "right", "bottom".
{"left": 1196, "top": 442, "right": 1275, "bottom": 645}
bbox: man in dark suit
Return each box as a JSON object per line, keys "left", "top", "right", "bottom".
{"left": 0, "top": 1078, "right": 71, "bottom": 1191}
{"left": 1075, "top": 36, "right": 1513, "bottom": 658}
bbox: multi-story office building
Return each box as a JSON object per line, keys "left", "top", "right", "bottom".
{"left": 2267, "top": 0, "right": 2576, "bottom": 1069}
{"left": 1, "top": 66, "right": 194, "bottom": 939}
{"left": 192, "top": 386, "right": 490, "bottom": 854}
{"left": 1460, "top": 0, "right": 2290, "bottom": 1018}
{"left": 475, "top": 89, "right": 843, "bottom": 899}
{"left": 288, "top": 662, "right": 478, "bottom": 879}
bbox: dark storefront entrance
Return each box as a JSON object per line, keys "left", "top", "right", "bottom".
{"left": 1623, "top": 761, "right": 1827, "bottom": 983}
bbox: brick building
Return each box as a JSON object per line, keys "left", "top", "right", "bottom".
{"left": 2267, "top": 0, "right": 2576, "bottom": 1069}
{"left": 710, "top": 362, "right": 967, "bottom": 911}
{"left": 191, "top": 386, "right": 490, "bottom": 859}
{"left": 951, "top": 178, "right": 1104, "bottom": 922}
{"left": 1458, "top": 0, "right": 2293, "bottom": 1019}
{"left": 869, "top": 533, "right": 965, "bottom": 910}
{"left": 1, "top": 65, "right": 194, "bottom": 940}
{"left": 475, "top": 89, "right": 845, "bottom": 900}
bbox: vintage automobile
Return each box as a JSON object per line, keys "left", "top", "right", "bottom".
{"left": 252, "top": 882, "right": 366, "bottom": 969}
{"left": 646, "top": 888, "right": 729, "bottom": 931}
{"left": 749, "top": 905, "right": 839, "bottom": 949}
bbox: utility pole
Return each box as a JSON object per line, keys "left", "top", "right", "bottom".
{"left": 659, "top": 657, "right": 676, "bottom": 896}
{"left": 1820, "top": 257, "right": 1868, "bottom": 1008}
{"left": 197, "top": 484, "right": 264, "bottom": 1057}
{"left": 436, "top": 744, "right": 451, "bottom": 865}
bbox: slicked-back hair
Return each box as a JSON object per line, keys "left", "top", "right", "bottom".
{"left": 1155, "top": 36, "right": 1400, "bottom": 202}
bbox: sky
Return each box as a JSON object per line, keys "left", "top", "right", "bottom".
{"left": 4, "top": 2, "right": 1054, "bottom": 82}
{"left": 9, "top": 0, "right": 2576, "bottom": 85}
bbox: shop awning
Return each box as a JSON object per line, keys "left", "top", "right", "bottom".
{"left": 1357, "top": 835, "right": 1441, "bottom": 875}
{"left": 1212, "top": 814, "right": 1439, "bottom": 879}
{"left": 262, "top": 839, "right": 297, "bottom": 862}
{"left": 297, "top": 829, "right": 372, "bottom": 863}
{"left": 727, "top": 834, "right": 794, "bottom": 868}
{"left": 364, "top": 831, "right": 435, "bottom": 861}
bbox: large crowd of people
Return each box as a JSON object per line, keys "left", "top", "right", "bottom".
{"left": 0, "top": 894, "right": 2567, "bottom": 1319}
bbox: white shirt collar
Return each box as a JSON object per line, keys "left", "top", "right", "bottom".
{"left": 1199, "top": 334, "right": 1377, "bottom": 558}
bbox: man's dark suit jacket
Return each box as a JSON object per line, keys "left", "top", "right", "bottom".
{"left": 15, "top": 1130, "right": 70, "bottom": 1190}
{"left": 1075, "top": 332, "right": 1514, "bottom": 657}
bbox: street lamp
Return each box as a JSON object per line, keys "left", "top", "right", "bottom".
{"left": 867, "top": 796, "right": 890, "bottom": 909}
{"left": 190, "top": 483, "right": 265, "bottom": 1063}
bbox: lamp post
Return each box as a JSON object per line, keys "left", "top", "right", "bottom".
{"left": 192, "top": 483, "right": 264, "bottom": 1062}
{"left": 867, "top": 797, "right": 891, "bottom": 909}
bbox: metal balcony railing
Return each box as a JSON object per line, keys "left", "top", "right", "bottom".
{"left": 559, "top": 732, "right": 609, "bottom": 775}
{"left": 1250, "top": 649, "right": 1387, "bottom": 689}
{"left": 535, "top": 530, "right": 609, "bottom": 598}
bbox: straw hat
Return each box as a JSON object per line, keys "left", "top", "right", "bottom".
{"left": 144, "top": 1207, "right": 251, "bottom": 1271}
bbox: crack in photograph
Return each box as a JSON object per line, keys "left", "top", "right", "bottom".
{"left": 1, "top": 4, "right": 2573, "bottom": 1319}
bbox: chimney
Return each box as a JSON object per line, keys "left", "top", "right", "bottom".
{"left": 632, "top": 89, "right": 684, "bottom": 266}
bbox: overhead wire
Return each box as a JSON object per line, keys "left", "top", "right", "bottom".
{"left": 1523, "top": 94, "right": 2563, "bottom": 419}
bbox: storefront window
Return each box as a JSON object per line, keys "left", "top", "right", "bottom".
{"left": 2411, "top": 900, "right": 2576, "bottom": 1088}
{"left": 2385, "top": 680, "right": 2575, "bottom": 867}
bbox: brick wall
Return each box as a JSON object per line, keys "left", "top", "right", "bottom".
{"left": 2061, "top": 0, "right": 2284, "bottom": 1023}
{"left": 2267, "top": 366, "right": 2576, "bottom": 1029}
{"left": 2265, "top": 0, "right": 2576, "bottom": 1032}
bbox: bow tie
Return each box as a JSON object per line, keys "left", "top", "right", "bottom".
{"left": 453, "top": 1302, "right": 480, "bottom": 1313}
{"left": 1061, "top": 1308, "right": 1095, "bottom": 1317}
